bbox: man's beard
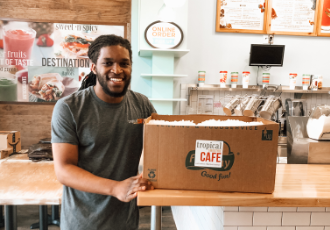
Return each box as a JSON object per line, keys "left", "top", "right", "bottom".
{"left": 96, "top": 72, "right": 130, "bottom": 98}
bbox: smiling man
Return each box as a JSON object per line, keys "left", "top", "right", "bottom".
{"left": 51, "top": 35, "right": 156, "bottom": 230}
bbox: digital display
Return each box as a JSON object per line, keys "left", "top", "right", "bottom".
{"left": 249, "top": 44, "right": 285, "bottom": 66}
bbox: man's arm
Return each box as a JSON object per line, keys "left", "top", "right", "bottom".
{"left": 53, "top": 143, "right": 152, "bottom": 202}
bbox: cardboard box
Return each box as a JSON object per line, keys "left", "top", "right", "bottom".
{"left": 0, "top": 148, "right": 13, "bottom": 159}
{"left": 0, "top": 131, "right": 21, "bottom": 159}
{"left": 143, "top": 114, "right": 279, "bottom": 194}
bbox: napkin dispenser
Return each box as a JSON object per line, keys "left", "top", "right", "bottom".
{"left": 287, "top": 116, "right": 330, "bottom": 164}
{"left": 306, "top": 105, "right": 330, "bottom": 140}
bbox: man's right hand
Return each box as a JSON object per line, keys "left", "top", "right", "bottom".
{"left": 113, "top": 173, "right": 154, "bottom": 202}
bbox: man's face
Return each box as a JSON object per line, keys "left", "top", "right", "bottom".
{"left": 93, "top": 45, "right": 131, "bottom": 98}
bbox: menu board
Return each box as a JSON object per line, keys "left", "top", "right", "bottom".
{"left": 268, "top": 0, "right": 318, "bottom": 35}
{"left": 318, "top": 0, "right": 330, "bottom": 36}
{"left": 216, "top": 0, "right": 329, "bottom": 36}
{"left": 0, "top": 20, "right": 125, "bottom": 102}
{"left": 216, "top": 0, "right": 267, "bottom": 34}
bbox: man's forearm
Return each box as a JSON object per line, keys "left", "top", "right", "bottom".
{"left": 56, "top": 163, "right": 118, "bottom": 196}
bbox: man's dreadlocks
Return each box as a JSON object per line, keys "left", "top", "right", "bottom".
{"left": 79, "top": 34, "right": 132, "bottom": 90}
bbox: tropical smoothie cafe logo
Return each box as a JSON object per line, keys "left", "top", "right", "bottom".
{"left": 185, "top": 140, "right": 235, "bottom": 181}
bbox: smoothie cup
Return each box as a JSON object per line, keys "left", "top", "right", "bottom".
{"left": 220, "top": 71, "right": 227, "bottom": 88}
{"left": 0, "top": 77, "right": 17, "bottom": 101}
{"left": 198, "top": 71, "right": 206, "bottom": 86}
{"left": 289, "top": 73, "right": 297, "bottom": 90}
{"left": 262, "top": 73, "right": 270, "bottom": 88}
{"left": 231, "top": 72, "right": 238, "bottom": 88}
{"left": 242, "top": 71, "right": 250, "bottom": 89}
{"left": 302, "top": 74, "right": 311, "bottom": 90}
{"left": 3, "top": 27, "right": 36, "bottom": 70}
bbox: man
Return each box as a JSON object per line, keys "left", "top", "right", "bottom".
{"left": 51, "top": 35, "right": 156, "bottom": 230}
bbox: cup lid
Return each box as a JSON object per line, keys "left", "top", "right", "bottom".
{"left": 243, "top": 71, "right": 250, "bottom": 73}
{"left": 219, "top": 71, "right": 227, "bottom": 73}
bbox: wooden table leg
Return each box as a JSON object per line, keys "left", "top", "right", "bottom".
{"left": 150, "top": 206, "right": 162, "bottom": 230}
{"left": 4, "top": 205, "right": 17, "bottom": 230}
{"left": 39, "top": 205, "right": 48, "bottom": 230}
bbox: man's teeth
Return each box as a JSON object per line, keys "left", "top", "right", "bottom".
{"left": 111, "top": 78, "right": 123, "bottom": 82}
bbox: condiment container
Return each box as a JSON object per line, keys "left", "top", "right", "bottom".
{"left": 316, "top": 75, "right": 323, "bottom": 89}
{"left": 311, "top": 75, "right": 319, "bottom": 91}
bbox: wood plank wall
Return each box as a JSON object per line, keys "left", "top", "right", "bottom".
{"left": 0, "top": 0, "right": 131, "bottom": 149}
{"left": 0, "top": 103, "right": 55, "bottom": 148}
{"left": 0, "top": 0, "right": 131, "bottom": 39}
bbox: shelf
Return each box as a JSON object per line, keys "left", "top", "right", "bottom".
{"left": 139, "top": 49, "right": 190, "bottom": 58}
{"left": 149, "top": 98, "right": 187, "bottom": 102}
{"left": 187, "top": 84, "right": 330, "bottom": 94}
{"left": 141, "top": 74, "right": 187, "bottom": 79}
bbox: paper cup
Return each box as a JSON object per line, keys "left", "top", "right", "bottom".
{"left": 223, "top": 95, "right": 241, "bottom": 116}
{"left": 234, "top": 95, "right": 251, "bottom": 116}
{"left": 242, "top": 71, "right": 250, "bottom": 89}
{"left": 259, "top": 96, "right": 282, "bottom": 120}
{"left": 243, "top": 95, "right": 262, "bottom": 117}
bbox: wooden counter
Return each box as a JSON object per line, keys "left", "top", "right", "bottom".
{"left": 0, "top": 154, "right": 62, "bottom": 205}
{"left": 137, "top": 164, "right": 330, "bottom": 207}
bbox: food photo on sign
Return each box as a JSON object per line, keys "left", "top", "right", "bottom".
{"left": 0, "top": 20, "right": 124, "bottom": 102}
{"left": 28, "top": 66, "right": 80, "bottom": 102}
{"left": 321, "top": 0, "right": 330, "bottom": 32}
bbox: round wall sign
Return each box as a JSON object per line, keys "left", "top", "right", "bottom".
{"left": 145, "top": 21, "right": 184, "bottom": 49}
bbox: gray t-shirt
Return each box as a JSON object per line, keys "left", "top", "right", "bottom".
{"left": 51, "top": 86, "right": 155, "bottom": 230}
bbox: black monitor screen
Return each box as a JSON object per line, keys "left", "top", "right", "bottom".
{"left": 249, "top": 44, "right": 285, "bottom": 66}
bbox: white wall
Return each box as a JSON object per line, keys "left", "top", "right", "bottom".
{"left": 172, "top": 206, "right": 330, "bottom": 230}
{"left": 139, "top": 0, "right": 188, "bottom": 50}
{"left": 173, "top": 0, "right": 330, "bottom": 114}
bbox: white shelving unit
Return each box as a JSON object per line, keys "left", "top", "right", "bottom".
{"left": 187, "top": 84, "right": 330, "bottom": 94}
{"left": 149, "top": 98, "right": 187, "bottom": 101}
{"left": 141, "top": 74, "right": 187, "bottom": 79}
{"left": 138, "top": 49, "right": 190, "bottom": 58}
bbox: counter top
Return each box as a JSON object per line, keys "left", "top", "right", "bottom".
{"left": 138, "top": 164, "right": 330, "bottom": 207}
{"left": 0, "top": 154, "right": 62, "bottom": 205}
